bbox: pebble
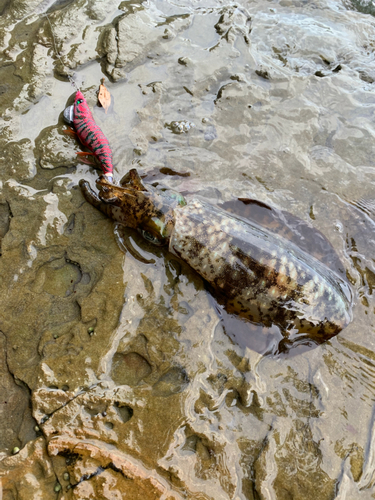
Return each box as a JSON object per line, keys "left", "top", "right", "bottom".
{"left": 178, "top": 56, "right": 190, "bottom": 66}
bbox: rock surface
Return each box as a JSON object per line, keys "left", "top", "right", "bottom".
{"left": 1, "top": 0, "right": 375, "bottom": 499}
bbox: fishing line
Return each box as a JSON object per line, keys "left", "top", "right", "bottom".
{"left": 44, "top": 12, "right": 80, "bottom": 91}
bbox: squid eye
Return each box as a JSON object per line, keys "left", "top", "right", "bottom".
{"left": 141, "top": 230, "right": 163, "bottom": 246}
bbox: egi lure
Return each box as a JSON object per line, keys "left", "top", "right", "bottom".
{"left": 64, "top": 91, "right": 114, "bottom": 182}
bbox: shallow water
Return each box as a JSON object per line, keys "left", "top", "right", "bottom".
{"left": 1, "top": 0, "right": 375, "bottom": 498}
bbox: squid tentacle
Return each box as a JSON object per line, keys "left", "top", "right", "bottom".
{"left": 79, "top": 180, "right": 115, "bottom": 219}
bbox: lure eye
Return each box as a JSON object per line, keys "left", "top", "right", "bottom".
{"left": 76, "top": 99, "right": 83, "bottom": 104}
{"left": 141, "top": 230, "right": 163, "bottom": 246}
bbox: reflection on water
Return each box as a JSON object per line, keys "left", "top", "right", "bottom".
{"left": 1, "top": 0, "right": 375, "bottom": 498}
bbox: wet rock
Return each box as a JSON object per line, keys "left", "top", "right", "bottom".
{"left": 214, "top": 5, "right": 251, "bottom": 45}
{"left": 130, "top": 82, "right": 164, "bottom": 154}
{"left": 0, "top": 332, "right": 36, "bottom": 453}
{"left": 163, "top": 27, "right": 175, "bottom": 40}
{"left": 114, "top": 403, "right": 133, "bottom": 423}
{"left": 214, "top": 81, "right": 245, "bottom": 104}
{"left": 153, "top": 366, "right": 189, "bottom": 397}
{"left": 0, "top": 438, "right": 56, "bottom": 498}
{"left": 78, "top": 290, "right": 109, "bottom": 324}
{"left": 36, "top": 125, "right": 77, "bottom": 170}
{"left": 41, "top": 0, "right": 120, "bottom": 76}
{"left": 29, "top": 43, "right": 54, "bottom": 100}
{"left": 255, "top": 67, "right": 270, "bottom": 80}
{"left": 359, "top": 70, "right": 374, "bottom": 84}
{"left": 178, "top": 56, "right": 191, "bottom": 66}
{"left": 0, "top": 138, "right": 35, "bottom": 181}
{"left": 32, "top": 387, "right": 73, "bottom": 423}
{"left": 111, "top": 351, "right": 152, "bottom": 386}
{"left": 0, "top": 201, "right": 11, "bottom": 254}
{"left": 254, "top": 423, "right": 336, "bottom": 499}
{"left": 103, "top": 10, "right": 165, "bottom": 81}
{"left": 33, "top": 257, "right": 81, "bottom": 297}
{"left": 0, "top": 175, "right": 125, "bottom": 389}
{"left": 2, "top": 0, "right": 45, "bottom": 19}
{"left": 48, "top": 436, "right": 184, "bottom": 499}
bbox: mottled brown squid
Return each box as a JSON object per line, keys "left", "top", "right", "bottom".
{"left": 79, "top": 169, "right": 351, "bottom": 345}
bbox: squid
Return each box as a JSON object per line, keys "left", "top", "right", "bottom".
{"left": 79, "top": 169, "right": 352, "bottom": 347}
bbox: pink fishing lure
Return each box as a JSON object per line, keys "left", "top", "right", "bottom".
{"left": 71, "top": 90, "right": 114, "bottom": 180}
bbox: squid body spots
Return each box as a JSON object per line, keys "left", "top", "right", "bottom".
{"left": 269, "top": 286, "right": 279, "bottom": 297}
{"left": 277, "top": 274, "right": 287, "bottom": 287}
{"left": 288, "top": 262, "right": 297, "bottom": 281}
{"left": 229, "top": 255, "right": 236, "bottom": 266}
{"left": 269, "top": 259, "right": 276, "bottom": 269}
{"left": 304, "top": 280, "right": 315, "bottom": 294}
{"left": 209, "top": 235, "right": 218, "bottom": 246}
{"left": 278, "top": 265, "right": 286, "bottom": 276}
{"left": 280, "top": 255, "right": 288, "bottom": 266}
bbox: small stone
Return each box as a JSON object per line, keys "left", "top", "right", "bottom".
{"left": 12, "top": 447, "right": 20, "bottom": 455}
{"left": 53, "top": 334, "right": 58, "bottom": 339}
{"left": 34, "top": 426, "right": 40, "bottom": 432}
{"left": 54, "top": 483, "right": 61, "bottom": 492}
{"left": 163, "top": 28, "right": 174, "bottom": 39}
{"left": 178, "top": 56, "right": 190, "bottom": 66}
{"left": 63, "top": 472, "right": 69, "bottom": 481}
